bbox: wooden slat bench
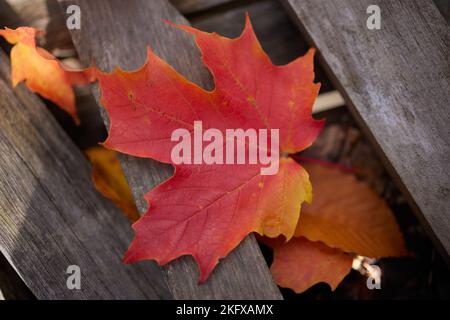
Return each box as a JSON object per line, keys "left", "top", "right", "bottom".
{"left": 0, "top": 0, "right": 448, "bottom": 300}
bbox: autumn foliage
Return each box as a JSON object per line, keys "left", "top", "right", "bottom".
{"left": 2, "top": 17, "right": 407, "bottom": 293}
{"left": 263, "top": 163, "right": 407, "bottom": 293}
{"left": 0, "top": 27, "right": 95, "bottom": 124}
{"left": 96, "top": 16, "right": 323, "bottom": 282}
{"left": 85, "top": 147, "right": 140, "bottom": 222}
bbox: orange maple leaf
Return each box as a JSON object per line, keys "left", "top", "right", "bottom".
{"left": 263, "top": 163, "right": 407, "bottom": 293}
{"left": 0, "top": 27, "right": 95, "bottom": 124}
{"left": 297, "top": 162, "right": 408, "bottom": 258}
{"left": 265, "top": 236, "right": 353, "bottom": 293}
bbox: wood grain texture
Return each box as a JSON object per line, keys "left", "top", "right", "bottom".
{"left": 282, "top": 0, "right": 450, "bottom": 258}
{"left": 0, "top": 50, "right": 171, "bottom": 299}
{"left": 59, "top": 0, "right": 282, "bottom": 299}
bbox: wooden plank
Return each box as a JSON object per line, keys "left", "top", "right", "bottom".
{"left": 0, "top": 50, "right": 171, "bottom": 299}
{"left": 282, "top": 0, "right": 450, "bottom": 258}
{"left": 59, "top": 0, "right": 282, "bottom": 299}
{"left": 0, "top": 0, "right": 232, "bottom": 54}
{"left": 2, "top": 0, "right": 447, "bottom": 54}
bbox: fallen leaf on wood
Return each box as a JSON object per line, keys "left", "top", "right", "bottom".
{"left": 261, "top": 162, "right": 407, "bottom": 293}
{"left": 264, "top": 236, "right": 353, "bottom": 293}
{"left": 85, "top": 146, "right": 140, "bottom": 222}
{"left": 296, "top": 162, "right": 408, "bottom": 258}
{"left": 0, "top": 27, "right": 95, "bottom": 124}
{"left": 96, "top": 16, "right": 323, "bottom": 282}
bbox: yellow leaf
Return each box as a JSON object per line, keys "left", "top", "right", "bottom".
{"left": 85, "top": 146, "right": 139, "bottom": 222}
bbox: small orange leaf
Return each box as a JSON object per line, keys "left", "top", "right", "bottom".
{"left": 266, "top": 236, "right": 352, "bottom": 293}
{"left": 0, "top": 27, "right": 95, "bottom": 124}
{"left": 296, "top": 163, "right": 408, "bottom": 258}
{"left": 85, "top": 146, "right": 140, "bottom": 222}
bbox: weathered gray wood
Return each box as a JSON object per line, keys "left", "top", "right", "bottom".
{"left": 59, "top": 0, "right": 282, "bottom": 299}
{"left": 0, "top": 50, "right": 171, "bottom": 299}
{"left": 282, "top": 0, "right": 450, "bottom": 258}
{"left": 0, "top": 0, "right": 231, "bottom": 54}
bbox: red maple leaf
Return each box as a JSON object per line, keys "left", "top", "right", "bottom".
{"left": 96, "top": 16, "right": 324, "bottom": 282}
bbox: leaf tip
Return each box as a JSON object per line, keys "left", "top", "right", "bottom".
{"left": 196, "top": 258, "right": 217, "bottom": 284}
{"left": 122, "top": 237, "right": 140, "bottom": 264}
